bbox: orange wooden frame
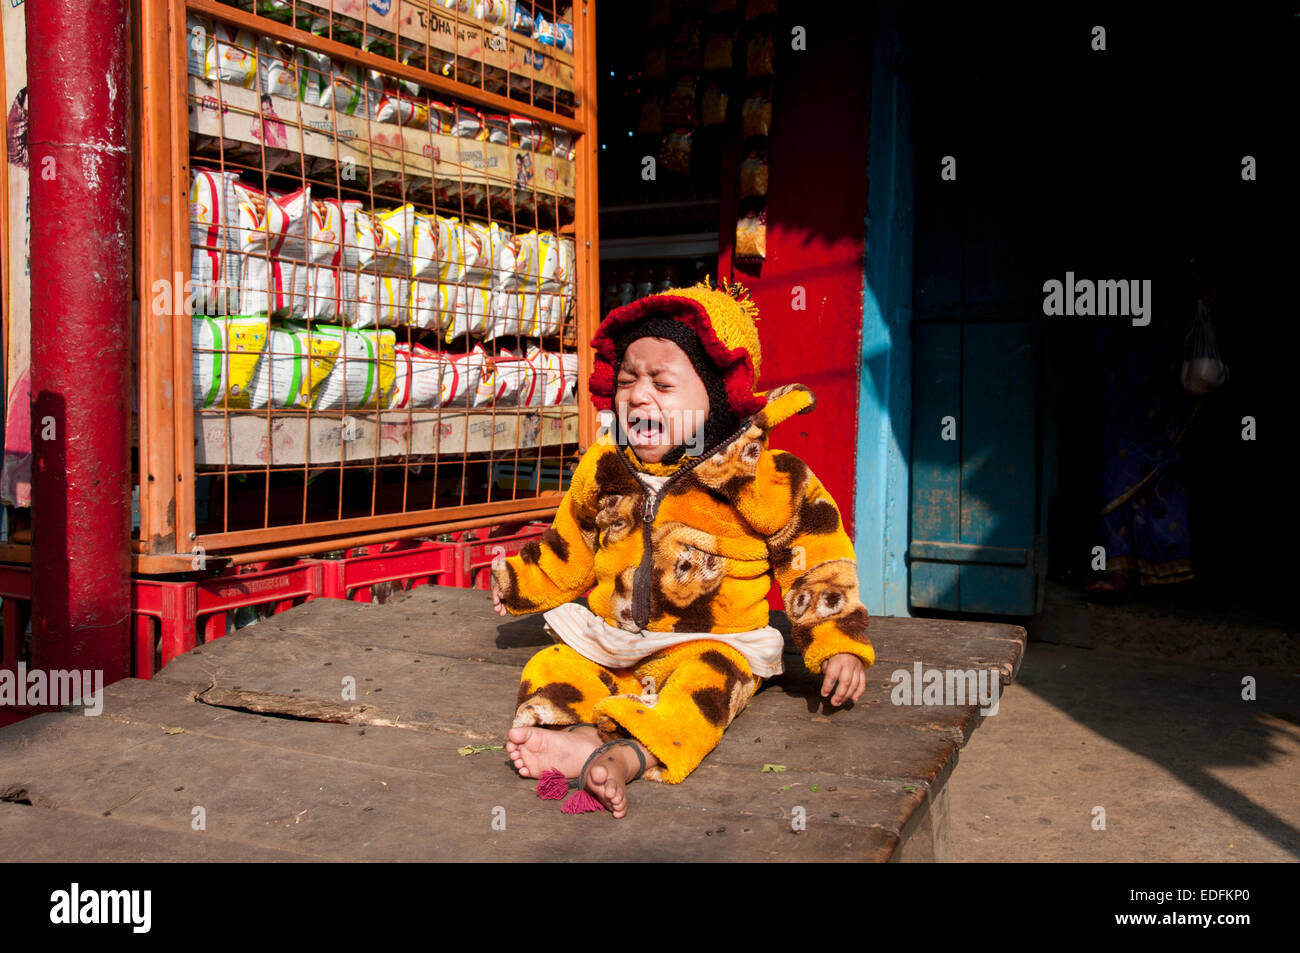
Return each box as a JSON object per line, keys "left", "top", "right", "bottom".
{"left": 134, "top": 0, "right": 599, "bottom": 569}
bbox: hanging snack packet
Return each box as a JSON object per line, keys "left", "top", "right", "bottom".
{"left": 246, "top": 325, "right": 345, "bottom": 409}
{"left": 644, "top": 44, "right": 668, "bottom": 80}
{"left": 492, "top": 348, "right": 541, "bottom": 407}
{"left": 297, "top": 323, "right": 397, "bottom": 410}
{"left": 526, "top": 346, "right": 579, "bottom": 406}
{"left": 741, "top": 89, "right": 771, "bottom": 138}
{"left": 186, "top": 14, "right": 212, "bottom": 78}
{"left": 735, "top": 208, "right": 767, "bottom": 260}
{"left": 356, "top": 273, "right": 409, "bottom": 328}
{"left": 488, "top": 232, "right": 532, "bottom": 339}
{"left": 637, "top": 95, "right": 664, "bottom": 136}
{"left": 747, "top": 28, "right": 775, "bottom": 77}
{"left": 668, "top": 20, "right": 702, "bottom": 71}
{"left": 559, "top": 237, "right": 577, "bottom": 329}
{"left": 205, "top": 22, "right": 259, "bottom": 87}
{"left": 509, "top": 1, "right": 534, "bottom": 35}
{"left": 453, "top": 106, "right": 487, "bottom": 140}
{"left": 521, "top": 230, "right": 564, "bottom": 337}
{"left": 429, "top": 100, "right": 456, "bottom": 134}
{"left": 189, "top": 167, "right": 241, "bottom": 316}
{"left": 534, "top": 12, "right": 560, "bottom": 46}
{"left": 354, "top": 208, "right": 412, "bottom": 327}
{"left": 440, "top": 343, "right": 491, "bottom": 407}
{"left": 745, "top": 0, "right": 778, "bottom": 18}
{"left": 663, "top": 76, "right": 699, "bottom": 126}
{"left": 658, "top": 127, "right": 693, "bottom": 175}
{"left": 310, "top": 197, "right": 361, "bottom": 321}
{"left": 375, "top": 92, "right": 431, "bottom": 128}
{"left": 320, "top": 59, "right": 379, "bottom": 118}
{"left": 391, "top": 342, "right": 454, "bottom": 409}
{"left": 522, "top": 347, "right": 555, "bottom": 407}
{"left": 701, "top": 82, "right": 729, "bottom": 126}
{"left": 703, "top": 28, "right": 736, "bottom": 71}
{"left": 552, "top": 127, "right": 575, "bottom": 160}
{"left": 537, "top": 126, "right": 556, "bottom": 156}
{"left": 296, "top": 48, "right": 331, "bottom": 106}
{"left": 258, "top": 38, "right": 299, "bottom": 100}
{"left": 356, "top": 206, "right": 414, "bottom": 276}
{"left": 269, "top": 186, "right": 324, "bottom": 318}
{"left": 484, "top": 113, "right": 511, "bottom": 146}
{"left": 739, "top": 148, "right": 769, "bottom": 198}
{"left": 448, "top": 220, "right": 500, "bottom": 340}
{"left": 434, "top": 216, "right": 467, "bottom": 332}
{"left": 511, "top": 115, "right": 541, "bottom": 151}
{"left": 408, "top": 213, "right": 449, "bottom": 333}
{"left": 235, "top": 184, "right": 300, "bottom": 316}
{"left": 191, "top": 315, "right": 268, "bottom": 409}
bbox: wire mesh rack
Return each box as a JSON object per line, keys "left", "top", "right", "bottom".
{"left": 134, "top": 0, "right": 600, "bottom": 569}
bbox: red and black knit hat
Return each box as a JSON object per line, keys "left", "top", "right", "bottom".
{"left": 589, "top": 279, "right": 765, "bottom": 419}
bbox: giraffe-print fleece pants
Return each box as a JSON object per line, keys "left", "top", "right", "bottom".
{"left": 513, "top": 639, "right": 760, "bottom": 783}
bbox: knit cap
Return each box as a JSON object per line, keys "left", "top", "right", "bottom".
{"left": 592, "top": 279, "right": 764, "bottom": 459}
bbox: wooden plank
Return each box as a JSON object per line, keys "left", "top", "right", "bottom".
{"left": 244, "top": 584, "right": 1026, "bottom": 678}
{"left": 136, "top": 0, "right": 183, "bottom": 555}
{"left": 573, "top": 0, "right": 598, "bottom": 448}
{"left": 0, "top": 679, "right": 900, "bottom": 861}
{"left": 194, "top": 406, "right": 578, "bottom": 466}
{"left": 0, "top": 802, "right": 321, "bottom": 862}
{"left": 1, "top": 595, "right": 1021, "bottom": 861}
{"left": 154, "top": 586, "right": 1022, "bottom": 760}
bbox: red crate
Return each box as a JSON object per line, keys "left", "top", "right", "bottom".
{"left": 447, "top": 523, "right": 549, "bottom": 590}
{"left": 318, "top": 539, "right": 457, "bottom": 603}
{"left": 132, "top": 560, "right": 323, "bottom": 678}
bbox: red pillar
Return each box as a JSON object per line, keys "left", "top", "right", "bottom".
{"left": 26, "top": 0, "right": 133, "bottom": 680}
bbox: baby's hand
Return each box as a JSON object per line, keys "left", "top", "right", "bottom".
{"left": 490, "top": 554, "right": 509, "bottom": 617}
{"left": 820, "top": 653, "right": 866, "bottom": 706}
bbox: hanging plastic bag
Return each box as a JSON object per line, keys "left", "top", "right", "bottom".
{"left": 1181, "top": 298, "right": 1229, "bottom": 395}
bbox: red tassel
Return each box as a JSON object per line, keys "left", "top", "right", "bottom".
{"left": 536, "top": 769, "right": 569, "bottom": 800}
{"left": 561, "top": 789, "right": 605, "bottom": 814}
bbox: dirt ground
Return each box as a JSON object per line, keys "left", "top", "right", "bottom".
{"left": 945, "top": 581, "right": 1300, "bottom": 862}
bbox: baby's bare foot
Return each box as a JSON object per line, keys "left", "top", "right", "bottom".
{"left": 506, "top": 725, "right": 600, "bottom": 779}
{"left": 584, "top": 742, "right": 648, "bottom": 819}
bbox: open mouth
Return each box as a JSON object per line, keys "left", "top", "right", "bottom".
{"left": 626, "top": 414, "right": 665, "bottom": 445}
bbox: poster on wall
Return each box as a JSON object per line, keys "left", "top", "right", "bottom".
{"left": 1, "top": 0, "right": 30, "bottom": 508}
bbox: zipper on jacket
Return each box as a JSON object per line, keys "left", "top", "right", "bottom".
{"left": 616, "top": 420, "right": 753, "bottom": 631}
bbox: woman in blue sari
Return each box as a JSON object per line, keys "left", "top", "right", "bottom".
{"left": 1086, "top": 264, "right": 1212, "bottom": 599}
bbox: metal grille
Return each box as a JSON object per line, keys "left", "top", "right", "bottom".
{"left": 136, "top": 0, "right": 596, "bottom": 567}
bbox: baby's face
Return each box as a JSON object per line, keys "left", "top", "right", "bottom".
{"left": 615, "top": 337, "right": 710, "bottom": 464}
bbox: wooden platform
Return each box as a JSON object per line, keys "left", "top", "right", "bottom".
{"left": 0, "top": 587, "right": 1025, "bottom": 862}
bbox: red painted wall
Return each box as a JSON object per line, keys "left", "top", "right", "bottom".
{"left": 717, "top": 9, "right": 871, "bottom": 546}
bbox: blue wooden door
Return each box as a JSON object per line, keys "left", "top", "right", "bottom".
{"left": 907, "top": 152, "right": 1044, "bottom": 616}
